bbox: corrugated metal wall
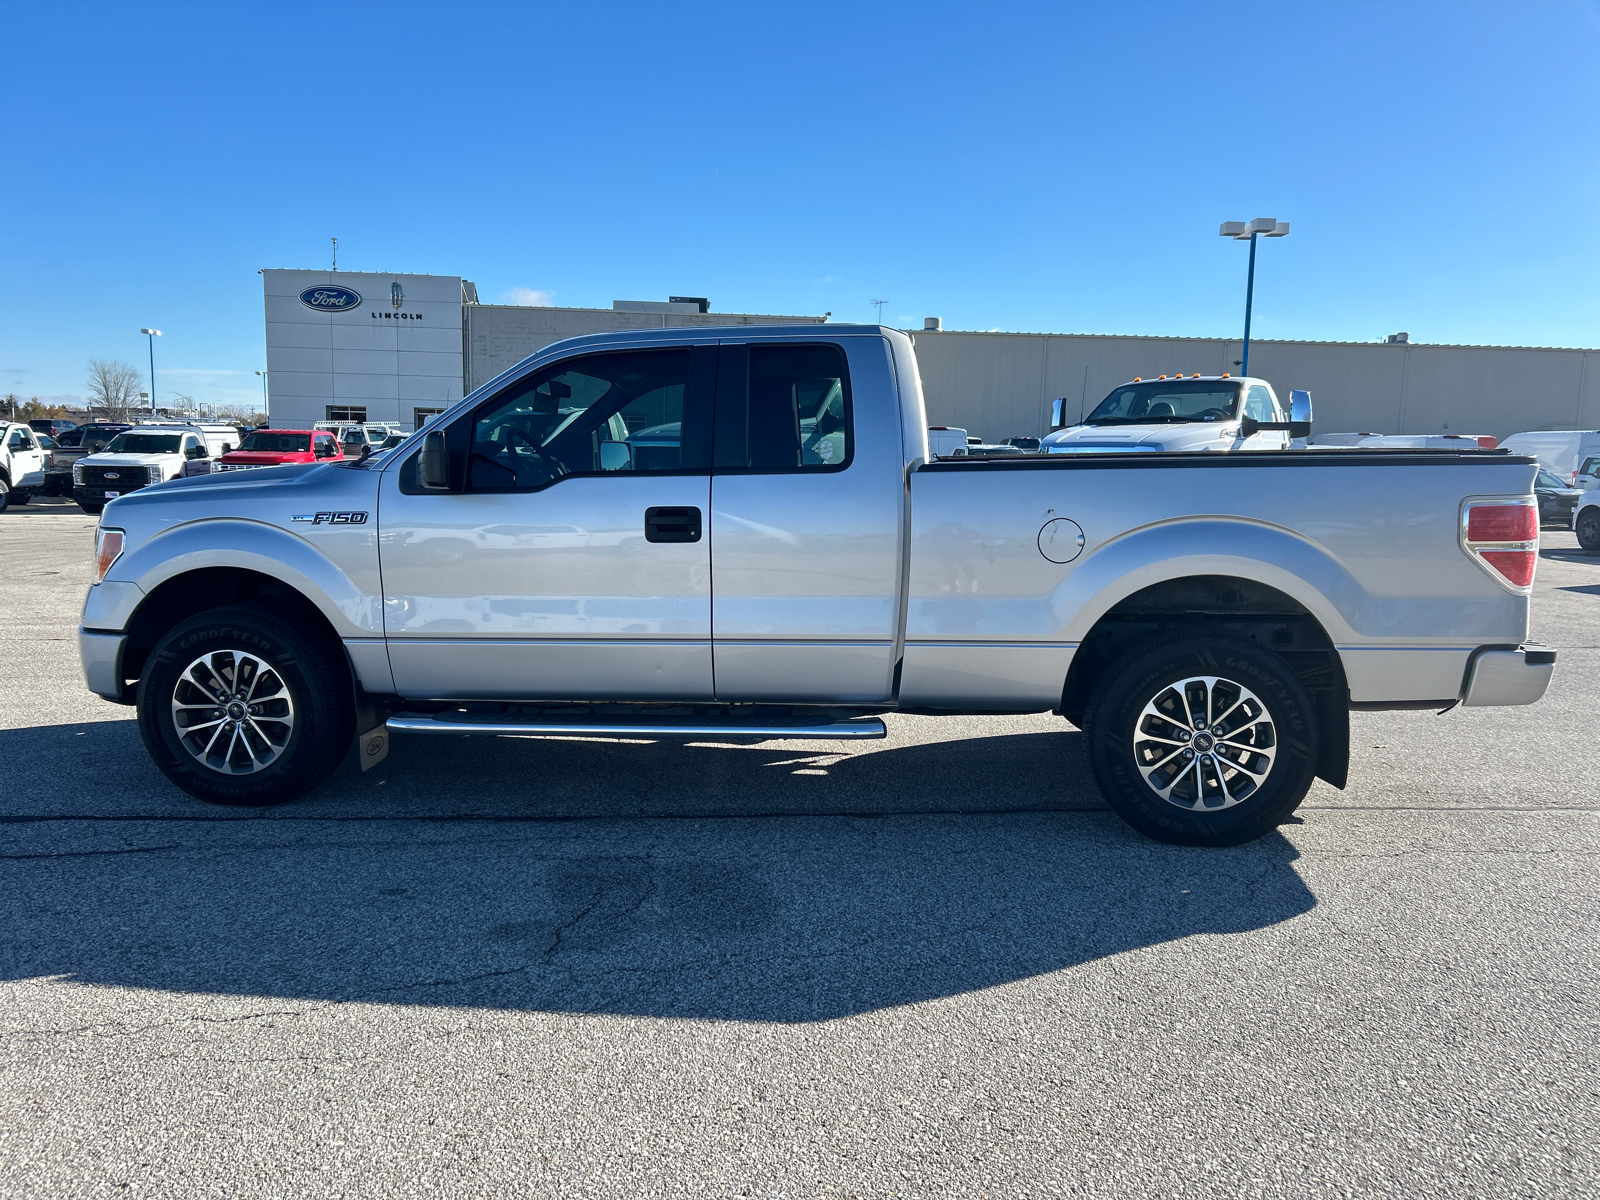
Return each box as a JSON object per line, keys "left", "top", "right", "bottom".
{"left": 908, "top": 330, "right": 1600, "bottom": 442}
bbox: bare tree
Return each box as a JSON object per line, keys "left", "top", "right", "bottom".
{"left": 85, "top": 359, "right": 144, "bottom": 422}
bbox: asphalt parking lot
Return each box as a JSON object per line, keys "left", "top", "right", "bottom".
{"left": 1, "top": 495, "right": 1595, "bottom": 1199}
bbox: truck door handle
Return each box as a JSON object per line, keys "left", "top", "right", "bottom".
{"left": 644, "top": 506, "right": 702, "bottom": 543}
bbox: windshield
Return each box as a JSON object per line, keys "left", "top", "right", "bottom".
{"left": 240, "top": 432, "right": 311, "bottom": 453}
{"left": 104, "top": 433, "right": 182, "bottom": 454}
{"left": 1085, "top": 381, "right": 1240, "bottom": 425}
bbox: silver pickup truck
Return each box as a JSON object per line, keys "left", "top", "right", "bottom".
{"left": 78, "top": 325, "right": 1554, "bottom": 845}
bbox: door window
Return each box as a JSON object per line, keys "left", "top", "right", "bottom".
{"left": 718, "top": 343, "right": 851, "bottom": 470}
{"left": 468, "top": 349, "right": 690, "bottom": 491}
{"left": 1244, "top": 385, "right": 1277, "bottom": 421}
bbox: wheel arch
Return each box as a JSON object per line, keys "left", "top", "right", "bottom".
{"left": 1061, "top": 573, "right": 1349, "bottom": 790}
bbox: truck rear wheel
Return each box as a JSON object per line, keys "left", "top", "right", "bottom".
{"left": 137, "top": 604, "right": 355, "bottom": 806}
{"left": 0, "top": 478, "right": 9, "bottom": 512}
{"left": 1084, "top": 631, "right": 1317, "bottom": 846}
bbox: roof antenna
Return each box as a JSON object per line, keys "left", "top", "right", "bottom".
{"left": 870, "top": 299, "right": 888, "bottom": 324}
{"left": 331, "top": 237, "right": 338, "bottom": 272}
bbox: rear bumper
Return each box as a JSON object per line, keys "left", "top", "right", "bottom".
{"left": 1461, "top": 643, "right": 1556, "bottom": 707}
{"left": 80, "top": 629, "right": 131, "bottom": 703}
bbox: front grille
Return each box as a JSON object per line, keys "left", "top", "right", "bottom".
{"left": 215, "top": 462, "right": 266, "bottom": 472}
{"left": 81, "top": 466, "right": 149, "bottom": 487}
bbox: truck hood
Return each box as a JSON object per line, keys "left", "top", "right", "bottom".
{"left": 1042, "top": 422, "right": 1238, "bottom": 452}
{"left": 220, "top": 451, "right": 317, "bottom": 465}
{"left": 79, "top": 452, "right": 179, "bottom": 467}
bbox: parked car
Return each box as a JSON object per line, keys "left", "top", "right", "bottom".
{"left": 1501, "top": 430, "right": 1600, "bottom": 486}
{"left": 214, "top": 429, "right": 345, "bottom": 473}
{"left": 72, "top": 426, "right": 219, "bottom": 513}
{"left": 1006, "top": 437, "right": 1041, "bottom": 451}
{"left": 79, "top": 325, "right": 1553, "bottom": 848}
{"left": 28, "top": 418, "right": 78, "bottom": 437}
{"left": 1574, "top": 454, "right": 1600, "bottom": 492}
{"left": 1534, "top": 469, "right": 1582, "bottom": 529}
{"left": 42, "top": 423, "right": 133, "bottom": 496}
{"left": 1576, "top": 490, "right": 1600, "bottom": 551}
{"left": 316, "top": 422, "right": 402, "bottom": 458}
{"left": 1041, "top": 375, "right": 1305, "bottom": 454}
{"left": 0, "top": 421, "right": 46, "bottom": 511}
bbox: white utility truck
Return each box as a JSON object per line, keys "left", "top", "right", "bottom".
{"left": 1041, "top": 375, "right": 1298, "bottom": 454}
{"left": 71, "top": 425, "right": 226, "bottom": 514}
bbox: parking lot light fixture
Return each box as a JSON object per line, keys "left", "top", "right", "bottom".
{"left": 1218, "top": 220, "right": 1288, "bottom": 379}
{"left": 140, "top": 328, "right": 162, "bottom": 415}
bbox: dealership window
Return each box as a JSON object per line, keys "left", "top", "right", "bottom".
{"left": 413, "top": 407, "right": 446, "bottom": 431}
{"left": 468, "top": 349, "right": 689, "bottom": 490}
{"left": 326, "top": 405, "right": 367, "bottom": 424}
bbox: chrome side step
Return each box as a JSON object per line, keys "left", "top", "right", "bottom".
{"left": 386, "top": 712, "right": 887, "bottom": 740}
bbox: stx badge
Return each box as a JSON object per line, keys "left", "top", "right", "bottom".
{"left": 292, "top": 511, "right": 369, "bottom": 525}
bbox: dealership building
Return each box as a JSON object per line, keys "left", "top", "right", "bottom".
{"left": 263, "top": 269, "right": 1600, "bottom": 440}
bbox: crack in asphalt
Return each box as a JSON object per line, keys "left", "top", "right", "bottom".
{"left": 0, "top": 844, "right": 178, "bottom": 860}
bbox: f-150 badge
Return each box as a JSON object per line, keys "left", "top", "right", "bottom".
{"left": 292, "top": 511, "right": 369, "bottom": 525}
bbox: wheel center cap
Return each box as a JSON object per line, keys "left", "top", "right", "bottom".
{"left": 1192, "top": 732, "right": 1215, "bottom": 752}
{"left": 226, "top": 702, "right": 247, "bottom": 721}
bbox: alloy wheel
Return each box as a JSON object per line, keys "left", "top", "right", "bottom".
{"left": 170, "top": 649, "right": 296, "bottom": 774}
{"left": 1132, "top": 675, "right": 1277, "bottom": 811}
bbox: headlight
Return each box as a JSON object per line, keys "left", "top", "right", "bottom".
{"left": 73, "top": 463, "right": 84, "bottom": 483}
{"left": 148, "top": 465, "right": 163, "bottom": 484}
{"left": 94, "top": 527, "right": 124, "bottom": 583}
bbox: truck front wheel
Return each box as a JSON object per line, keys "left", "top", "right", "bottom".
{"left": 1577, "top": 508, "right": 1600, "bottom": 552}
{"left": 1084, "top": 631, "right": 1318, "bottom": 846}
{"left": 137, "top": 604, "right": 355, "bottom": 806}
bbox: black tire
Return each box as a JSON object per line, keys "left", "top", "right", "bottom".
{"left": 1084, "top": 631, "right": 1318, "bottom": 846}
{"left": 10, "top": 490, "right": 30, "bottom": 505}
{"left": 0, "top": 477, "right": 9, "bottom": 513}
{"left": 1577, "top": 507, "right": 1600, "bottom": 552}
{"left": 137, "top": 603, "right": 355, "bottom": 806}
{"left": 78, "top": 502, "right": 103, "bottom": 515}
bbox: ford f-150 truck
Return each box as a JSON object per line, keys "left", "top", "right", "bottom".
{"left": 78, "top": 326, "right": 1555, "bottom": 845}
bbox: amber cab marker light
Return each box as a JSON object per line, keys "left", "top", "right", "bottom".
{"left": 94, "top": 528, "right": 124, "bottom": 583}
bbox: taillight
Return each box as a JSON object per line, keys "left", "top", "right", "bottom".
{"left": 94, "top": 527, "right": 124, "bottom": 583}
{"left": 1476, "top": 436, "right": 1497, "bottom": 449}
{"left": 1462, "top": 499, "right": 1537, "bottom": 592}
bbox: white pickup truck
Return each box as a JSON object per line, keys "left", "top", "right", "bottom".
{"left": 71, "top": 424, "right": 234, "bottom": 514}
{"left": 78, "top": 326, "right": 1554, "bottom": 845}
{"left": 0, "top": 421, "right": 47, "bottom": 511}
{"left": 1042, "top": 375, "right": 1300, "bottom": 453}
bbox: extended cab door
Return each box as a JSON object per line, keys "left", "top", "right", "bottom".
{"left": 378, "top": 344, "right": 717, "bottom": 700}
{"left": 709, "top": 335, "right": 906, "bottom": 702}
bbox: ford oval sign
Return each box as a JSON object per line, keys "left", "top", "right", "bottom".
{"left": 298, "top": 284, "right": 362, "bottom": 313}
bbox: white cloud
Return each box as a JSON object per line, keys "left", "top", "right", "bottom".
{"left": 816, "top": 274, "right": 840, "bottom": 284}
{"left": 500, "top": 287, "right": 555, "bottom": 306}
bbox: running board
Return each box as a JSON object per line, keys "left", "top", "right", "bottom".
{"left": 386, "top": 712, "right": 887, "bottom": 740}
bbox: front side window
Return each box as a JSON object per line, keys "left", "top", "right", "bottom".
{"left": 8, "top": 429, "right": 31, "bottom": 450}
{"left": 468, "top": 349, "right": 690, "bottom": 491}
{"left": 1579, "top": 457, "right": 1600, "bottom": 477}
{"left": 1244, "top": 385, "right": 1277, "bottom": 421}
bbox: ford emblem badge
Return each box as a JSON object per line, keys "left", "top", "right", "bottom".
{"left": 298, "top": 284, "right": 363, "bottom": 313}
{"left": 104, "top": 472, "right": 119, "bottom": 480}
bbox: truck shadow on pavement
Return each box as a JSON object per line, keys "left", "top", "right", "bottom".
{"left": 2, "top": 720, "right": 1316, "bottom": 1022}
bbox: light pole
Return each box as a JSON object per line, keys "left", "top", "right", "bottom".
{"left": 140, "top": 328, "right": 162, "bottom": 415}
{"left": 1218, "top": 219, "right": 1288, "bottom": 378}
{"left": 255, "top": 370, "right": 269, "bottom": 425}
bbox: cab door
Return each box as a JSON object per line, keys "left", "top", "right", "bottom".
{"left": 6, "top": 426, "right": 45, "bottom": 488}
{"left": 708, "top": 336, "right": 906, "bottom": 702}
{"left": 379, "top": 343, "right": 717, "bottom": 700}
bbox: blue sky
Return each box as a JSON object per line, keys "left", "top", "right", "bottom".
{"left": 4, "top": 1, "right": 1599, "bottom": 409}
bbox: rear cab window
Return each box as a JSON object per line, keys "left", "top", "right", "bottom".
{"left": 715, "top": 342, "right": 852, "bottom": 471}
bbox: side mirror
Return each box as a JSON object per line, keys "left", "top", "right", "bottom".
{"left": 1239, "top": 390, "right": 1312, "bottom": 440}
{"left": 598, "top": 441, "right": 633, "bottom": 471}
{"left": 417, "top": 430, "right": 450, "bottom": 490}
{"left": 1049, "top": 398, "right": 1068, "bottom": 431}
{"left": 185, "top": 446, "right": 207, "bottom": 460}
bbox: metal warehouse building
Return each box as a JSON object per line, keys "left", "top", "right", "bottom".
{"left": 263, "top": 269, "right": 1600, "bottom": 440}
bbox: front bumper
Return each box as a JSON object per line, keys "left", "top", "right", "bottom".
{"left": 80, "top": 629, "right": 131, "bottom": 703}
{"left": 74, "top": 483, "right": 147, "bottom": 504}
{"left": 1461, "top": 643, "right": 1556, "bottom": 707}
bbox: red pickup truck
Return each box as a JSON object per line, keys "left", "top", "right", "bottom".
{"left": 214, "top": 429, "right": 345, "bottom": 473}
